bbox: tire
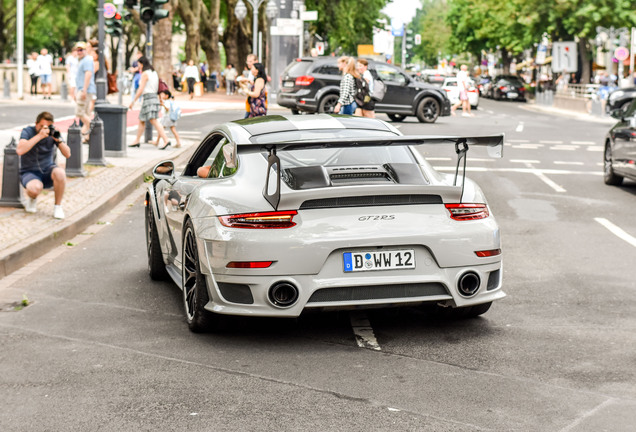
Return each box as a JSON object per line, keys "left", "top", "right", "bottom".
{"left": 145, "top": 200, "right": 168, "bottom": 281}
{"left": 387, "top": 113, "right": 407, "bottom": 122}
{"left": 465, "top": 302, "right": 492, "bottom": 318}
{"left": 318, "top": 94, "right": 339, "bottom": 114}
{"left": 604, "top": 142, "right": 624, "bottom": 186}
{"left": 416, "top": 96, "right": 440, "bottom": 123}
{"left": 291, "top": 109, "right": 300, "bottom": 115}
{"left": 182, "top": 219, "right": 219, "bottom": 332}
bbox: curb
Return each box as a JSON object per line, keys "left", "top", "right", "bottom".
{"left": 0, "top": 146, "right": 194, "bottom": 279}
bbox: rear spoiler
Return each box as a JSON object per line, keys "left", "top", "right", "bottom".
{"left": 233, "top": 134, "right": 504, "bottom": 210}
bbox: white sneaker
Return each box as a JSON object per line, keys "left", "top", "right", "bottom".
{"left": 24, "top": 197, "right": 37, "bottom": 213}
{"left": 53, "top": 205, "right": 65, "bottom": 220}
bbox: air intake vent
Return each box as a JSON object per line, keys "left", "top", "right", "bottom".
{"left": 307, "top": 283, "right": 449, "bottom": 303}
{"left": 299, "top": 194, "right": 443, "bottom": 210}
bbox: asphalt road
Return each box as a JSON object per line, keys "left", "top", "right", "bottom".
{"left": 1, "top": 101, "right": 635, "bottom": 431}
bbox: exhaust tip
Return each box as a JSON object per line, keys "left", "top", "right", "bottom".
{"left": 458, "top": 272, "right": 481, "bottom": 297}
{"left": 268, "top": 282, "right": 299, "bottom": 308}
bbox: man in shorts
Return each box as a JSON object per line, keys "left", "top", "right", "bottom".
{"left": 74, "top": 42, "right": 96, "bottom": 140}
{"left": 37, "top": 48, "right": 53, "bottom": 100}
{"left": 16, "top": 112, "right": 71, "bottom": 219}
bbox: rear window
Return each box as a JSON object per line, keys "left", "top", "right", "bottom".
{"left": 250, "top": 129, "right": 397, "bottom": 144}
{"left": 313, "top": 65, "right": 340, "bottom": 75}
{"left": 284, "top": 60, "right": 313, "bottom": 77}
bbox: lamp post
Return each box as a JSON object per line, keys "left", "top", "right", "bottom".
{"left": 235, "top": 0, "right": 278, "bottom": 62}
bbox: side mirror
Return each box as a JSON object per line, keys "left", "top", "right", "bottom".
{"left": 153, "top": 160, "right": 175, "bottom": 180}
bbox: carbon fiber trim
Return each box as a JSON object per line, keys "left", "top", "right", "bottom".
{"left": 487, "top": 269, "right": 501, "bottom": 291}
{"left": 218, "top": 282, "right": 254, "bottom": 305}
{"left": 299, "top": 194, "right": 442, "bottom": 210}
{"left": 307, "top": 283, "right": 448, "bottom": 303}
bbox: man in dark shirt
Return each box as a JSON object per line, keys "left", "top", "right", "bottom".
{"left": 16, "top": 111, "right": 71, "bottom": 219}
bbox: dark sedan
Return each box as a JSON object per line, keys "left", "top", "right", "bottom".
{"left": 488, "top": 75, "right": 526, "bottom": 101}
{"left": 604, "top": 97, "right": 636, "bottom": 186}
{"left": 606, "top": 87, "right": 636, "bottom": 113}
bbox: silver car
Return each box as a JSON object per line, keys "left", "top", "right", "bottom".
{"left": 145, "top": 114, "right": 505, "bottom": 332}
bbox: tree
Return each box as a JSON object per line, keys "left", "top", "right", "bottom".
{"left": 177, "top": 0, "right": 202, "bottom": 63}
{"left": 153, "top": 0, "right": 177, "bottom": 87}
{"left": 411, "top": 0, "right": 451, "bottom": 66}
{"left": 222, "top": 0, "right": 251, "bottom": 72}
{"left": 200, "top": 0, "right": 222, "bottom": 74}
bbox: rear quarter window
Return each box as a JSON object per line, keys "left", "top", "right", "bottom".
{"left": 284, "top": 60, "right": 313, "bottom": 77}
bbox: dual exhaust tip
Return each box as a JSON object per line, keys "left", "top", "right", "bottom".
{"left": 268, "top": 282, "right": 299, "bottom": 307}
{"left": 458, "top": 271, "right": 481, "bottom": 297}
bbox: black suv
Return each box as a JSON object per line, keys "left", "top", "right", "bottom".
{"left": 277, "top": 57, "right": 451, "bottom": 123}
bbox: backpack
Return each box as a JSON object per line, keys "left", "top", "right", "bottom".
{"left": 157, "top": 78, "right": 169, "bottom": 94}
{"left": 354, "top": 77, "right": 371, "bottom": 106}
{"left": 370, "top": 78, "right": 386, "bottom": 101}
{"left": 168, "top": 101, "right": 182, "bottom": 122}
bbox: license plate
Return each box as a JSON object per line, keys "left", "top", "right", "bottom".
{"left": 283, "top": 81, "right": 294, "bottom": 88}
{"left": 507, "top": 92, "right": 518, "bottom": 99}
{"left": 343, "top": 250, "right": 415, "bottom": 272}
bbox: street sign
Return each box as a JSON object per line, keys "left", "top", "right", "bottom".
{"left": 315, "top": 42, "right": 324, "bottom": 56}
{"left": 414, "top": 34, "right": 421, "bottom": 45}
{"left": 103, "top": 2, "right": 117, "bottom": 19}
{"left": 270, "top": 19, "right": 303, "bottom": 36}
{"left": 614, "top": 47, "right": 629, "bottom": 61}
{"left": 301, "top": 10, "right": 317, "bottom": 21}
{"left": 391, "top": 19, "right": 404, "bottom": 37}
{"left": 552, "top": 41, "right": 578, "bottom": 73}
{"left": 536, "top": 43, "right": 547, "bottom": 65}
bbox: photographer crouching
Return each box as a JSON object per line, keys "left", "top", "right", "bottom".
{"left": 16, "top": 112, "right": 71, "bottom": 219}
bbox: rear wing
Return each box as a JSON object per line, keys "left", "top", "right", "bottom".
{"left": 233, "top": 134, "right": 504, "bottom": 210}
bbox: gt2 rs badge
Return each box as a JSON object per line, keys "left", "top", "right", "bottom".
{"left": 358, "top": 215, "right": 395, "bottom": 221}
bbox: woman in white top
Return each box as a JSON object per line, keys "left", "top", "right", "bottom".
{"left": 26, "top": 52, "right": 40, "bottom": 96}
{"left": 183, "top": 59, "right": 199, "bottom": 100}
{"left": 128, "top": 56, "right": 171, "bottom": 149}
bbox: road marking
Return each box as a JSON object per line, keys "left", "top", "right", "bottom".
{"left": 550, "top": 145, "right": 578, "bottom": 151}
{"left": 594, "top": 218, "right": 636, "bottom": 248}
{"left": 511, "top": 159, "right": 540, "bottom": 164}
{"left": 507, "top": 139, "right": 529, "bottom": 143}
{"left": 486, "top": 110, "right": 495, "bottom": 114}
{"left": 571, "top": 140, "right": 596, "bottom": 145}
{"left": 554, "top": 161, "right": 584, "bottom": 166}
{"left": 559, "top": 399, "right": 616, "bottom": 432}
{"left": 515, "top": 122, "right": 524, "bottom": 132}
{"left": 425, "top": 157, "right": 452, "bottom": 161}
{"left": 525, "top": 162, "right": 566, "bottom": 192}
{"left": 350, "top": 312, "right": 381, "bottom": 351}
{"left": 433, "top": 166, "right": 602, "bottom": 176}
{"left": 587, "top": 146, "right": 603, "bottom": 152}
{"left": 540, "top": 140, "right": 563, "bottom": 144}
{"left": 512, "top": 144, "right": 544, "bottom": 149}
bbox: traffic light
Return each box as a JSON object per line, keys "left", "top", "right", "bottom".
{"left": 105, "top": 12, "right": 124, "bottom": 37}
{"left": 124, "top": 0, "right": 138, "bottom": 7}
{"left": 140, "top": 0, "right": 170, "bottom": 24}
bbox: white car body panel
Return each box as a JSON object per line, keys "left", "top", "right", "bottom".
{"left": 442, "top": 77, "right": 480, "bottom": 107}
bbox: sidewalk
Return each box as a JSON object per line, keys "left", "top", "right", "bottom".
{"left": 0, "top": 90, "right": 254, "bottom": 279}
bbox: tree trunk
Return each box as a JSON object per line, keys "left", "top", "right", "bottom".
{"left": 578, "top": 37, "right": 591, "bottom": 84}
{"left": 200, "top": 0, "right": 221, "bottom": 74}
{"left": 178, "top": 0, "right": 201, "bottom": 63}
{"left": 153, "top": 1, "right": 175, "bottom": 89}
{"left": 223, "top": 0, "right": 251, "bottom": 73}
{"left": 501, "top": 48, "right": 510, "bottom": 74}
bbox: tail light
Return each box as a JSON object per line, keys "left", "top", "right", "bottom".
{"left": 219, "top": 211, "right": 298, "bottom": 229}
{"left": 519, "top": 87, "right": 526, "bottom": 92}
{"left": 445, "top": 204, "right": 489, "bottom": 221}
{"left": 499, "top": 86, "right": 509, "bottom": 91}
{"left": 475, "top": 249, "right": 501, "bottom": 257}
{"left": 295, "top": 76, "right": 314, "bottom": 86}
{"left": 226, "top": 261, "right": 273, "bottom": 268}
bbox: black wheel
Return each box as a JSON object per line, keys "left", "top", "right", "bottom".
{"left": 387, "top": 113, "right": 407, "bottom": 122}
{"left": 318, "top": 94, "right": 339, "bottom": 113}
{"left": 416, "top": 97, "right": 440, "bottom": 123}
{"left": 604, "top": 142, "right": 624, "bottom": 186}
{"left": 182, "top": 219, "right": 218, "bottom": 332}
{"left": 145, "top": 201, "right": 168, "bottom": 281}
{"left": 291, "top": 109, "right": 300, "bottom": 115}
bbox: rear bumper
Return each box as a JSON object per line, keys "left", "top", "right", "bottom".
{"left": 277, "top": 91, "right": 319, "bottom": 112}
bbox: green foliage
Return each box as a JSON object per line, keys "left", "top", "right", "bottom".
{"left": 305, "top": 0, "right": 390, "bottom": 55}
{"left": 410, "top": 0, "right": 451, "bottom": 65}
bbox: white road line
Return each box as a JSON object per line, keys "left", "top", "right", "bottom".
{"left": 550, "top": 145, "right": 579, "bottom": 151}
{"left": 486, "top": 110, "right": 495, "bottom": 114}
{"left": 511, "top": 159, "right": 540, "bottom": 164}
{"left": 425, "top": 157, "right": 452, "bottom": 161}
{"left": 571, "top": 140, "right": 596, "bottom": 145}
{"left": 587, "top": 146, "right": 603, "bottom": 151}
{"left": 554, "top": 161, "right": 584, "bottom": 166}
{"left": 393, "top": 124, "right": 402, "bottom": 129}
{"left": 540, "top": 140, "right": 563, "bottom": 144}
{"left": 515, "top": 122, "right": 524, "bottom": 132}
{"left": 512, "top": 144, "right": 544, "bottom": 149}
{"left": 594, "top": 218, "right": 636, "bottom": 248}
{"left": 433, "top": 166, "right": 603, "bottom": 176}
{"left": 525, "top": 162, "right": 566, "bottom": 192}
{"left": 507, "top": 139, "right": 530, "bottom": 143}
{"left": 350, "top": 312, "right": 381, "bottom": 351}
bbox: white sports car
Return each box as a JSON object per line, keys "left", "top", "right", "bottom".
{"left": 441, "top": 77, "right": 480, "bottom": 109}
{"left": 145, "top": 114, "right": 505, "bottom": 332}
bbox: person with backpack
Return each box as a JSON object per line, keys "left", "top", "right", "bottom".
{"left": 128, "top": 56, "right": 171, "bottom": 149}
{"left": 156, "top": 90, "right": 182, "bottom": 148}
{"left": 334, "top": 57, "right": 359, "bottom": 115}
{"left": 356, "top": 59, "right": 375, "bottom": 118}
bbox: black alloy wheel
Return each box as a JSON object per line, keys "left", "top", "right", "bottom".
{"left": 145, "top": 201, "right": 168, "bottom": 280}
{"left": 182, "top": 219, "right": 217, "bottom": 332}
{"left": 387, "top": 113, "right": 407, "bottom": 122}
{"left": 416, "top": 96, "right": 440, "bottom": 123}
{"left": 604, "top": 142, "right": 624, "bottom": 186}
{"left": 318, "top": 94, "right": 339, "bottom": 113}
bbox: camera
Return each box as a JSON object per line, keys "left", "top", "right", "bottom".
{"left": 48, "top": 125, "right": 61, "bottom": 140}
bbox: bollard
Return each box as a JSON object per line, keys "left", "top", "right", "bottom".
{"left": 86, "top": 115, "right": 107, "bottom": 166}
{"left": 65, "top": 121, "right": 86, "bottom": 177}
{"left": 0, "top": 138, "right": 24, "bottom": 208}
{"left": 3, "top": 77, "right": 10, "bottom": 99}
{"left": 95, "top": 104, "right": 128, "bottom": 157}
{"left": 144, "top": 120, "right": 153, "bottom": 143}
{"left": 60, "top": 81, "right": 68, "bottom": 101}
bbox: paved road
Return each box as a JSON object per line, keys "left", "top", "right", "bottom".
{"left": 1, "top": 103, "right": 635, "bottom": 431}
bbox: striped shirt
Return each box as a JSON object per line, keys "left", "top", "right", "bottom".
{"left": 338, "top": 73, "right": 356, "bottom": 105}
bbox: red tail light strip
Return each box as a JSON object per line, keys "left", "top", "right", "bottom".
{"left": 475, "top": 249, "right": 502, "bottom": 257}
{"left": 219, "top": 210, "right": 298, "bottom": 229}
{"left": 295, "top": 76, "right": 315, "bottom": 86}
{"left": 226, "top": 261, "right": 273, "bottom": 268}
{"left": 445, "top": 203, "right": 489, "bottom": 221}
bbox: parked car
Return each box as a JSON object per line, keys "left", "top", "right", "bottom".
{"left": 477, "top": 75, "right": 492, "bottom": 97}
{"left": 488, "top": 75, "right": 526, "bottom": 101}
{"left": 145, "top": 114, "right": 506, "bottom": 332}
{"left": 603, "top": 97, "right": 636, "bottom": 186}
{"left": 421, "top": 69, "right": 448, "bottom": 86}
{"left": 277, "top": 58, "right": 451, "bottom": 123}
{"left": 606, "top": 87, "right": 636, "bottom": 113}
{"left": 441, "top": 77, "right": 480, "bottom": 109}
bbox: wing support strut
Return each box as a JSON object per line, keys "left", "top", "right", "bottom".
{"left": 263, "top": 146, "right": 281, "bottom": 211}
{"left": 454, "top": 139, "right": 468, "bottom": 203}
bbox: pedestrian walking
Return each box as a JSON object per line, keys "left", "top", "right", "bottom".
{"left": 236, "top": 54, "right": 258, "bottom": 118}
{"left": 74, "top": 42, "right": 96, "bottom": 142}
{"left": 356, "top": 58, "right": 375, "bottom": 118}
{"left": 239, "top": 62, "right": 267, "bottom": 117}
{"left": 183, "top": 60, "right": 199, "bottom": 100}
{"left": 128, "top": 56, "right": 171, "bottom": 149}
{"left": 16, "top": 111, "right": 71, "bottom": 219}
{"left": 65, "top": 47, "right": 79, "bottom": 100}
{"left": 37, "top": 48, "right": 53, "bottom": 100}
{"left": 333, "top": 56, "right": 359, "bottom": 115}
{"left": 224, "top": 64, "right": 238, "bottom": 95}
{"left": 451, "top": 64, "right": 473, "bottom": 117}
{"left": 26, "top": 52, "right": 40, "bottom": 97}
{"left": 156, "top": 90, "right": 182, "bottom": 148}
